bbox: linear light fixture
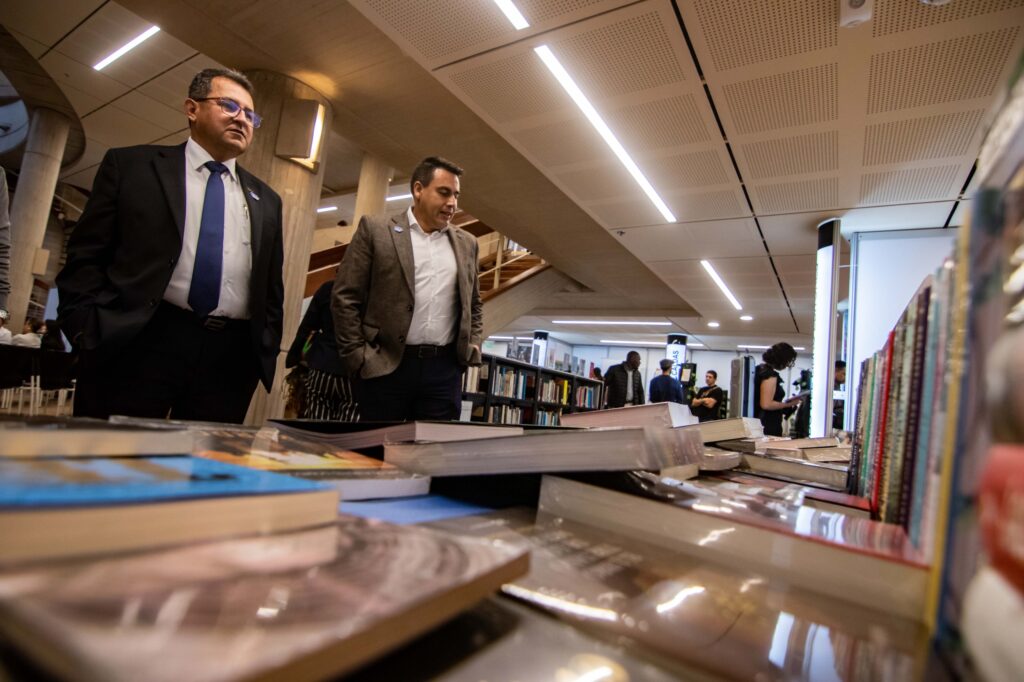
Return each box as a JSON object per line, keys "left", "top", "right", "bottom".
{"left": 700, "top": 260, "right": 743, "bottom": 311}
{"left": 534, "top": 45, "right": 675, "bottom": 223}
{"left": 600, "top": 340, "right": 669, "bottom": 347}
{"left": 488, "top": 335, "right": 534, "bottom": 341}
{"left": 493, "top": 0, "right": 529, "bottom": 30}
{"left": 738, "top": 344, "right": 770, "bottom": 350}
{"left": 552, "top": 320, "right": 671, "bottom": 326}
{"left": 316, "top": 206, "right": 337, "bottom": 213}
{"left": 93, "top": 26, "right": 161, "bottom": 71}
{"left": 386, "top": 193, "right": 413, "bottom": 202}
{"left": 740, "top": 315, "right": 753, "bottom": 321}
{"left": 794, "top": 346, "right": 806, "bottom": 351}
{"left": 707, "top": 321, "right": 720, "bottom": 328}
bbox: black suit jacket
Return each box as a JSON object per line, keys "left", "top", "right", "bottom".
{"left": 56, "top": 143, "right": 284, "bottom": 389}
{"left": 604, "top": 362, "right": 645, "bottom": 408}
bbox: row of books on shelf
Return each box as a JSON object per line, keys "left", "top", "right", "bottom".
{"left": 460, "top": 355, "right": 603, "bottom": 421}
{"left": 848, "top": 244, "right": 960, "bottom": 555}
{"left": 0, "top": 397, "right": 941, "bottom": 680}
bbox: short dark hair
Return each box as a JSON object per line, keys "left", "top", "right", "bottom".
{"left": 410, "top": 156, "right": 463, "bottom": 193}
{"left": 762, "top": 342, "right": 797, "bottom": 370}
{"left": 188, "top": 68, "right": 254, "bottom": 100}
{"left": 626, "top": 351, "right": 641, "bottom": 361}
{"left": 707, "top": 369, "right": 718, "bottom": 380}
{"left": 835, "top": 360, "right": 847, "bottom": 370}
{"left": 659, "top": 359, "right": 674, "bottom": 372}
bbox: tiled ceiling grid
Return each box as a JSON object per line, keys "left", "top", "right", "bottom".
{"left": 352, "top": 0, "right": 786, "bottom": 334}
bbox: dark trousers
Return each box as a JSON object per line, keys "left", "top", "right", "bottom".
{"left": 358, "top": 344, "right": 462, "bottom": 421}
{"left": 74, "top": 302, "right": 260, "bottom": 423}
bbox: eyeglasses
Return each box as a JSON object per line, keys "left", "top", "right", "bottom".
{"left": 194, "top": 97, "right": 262, "bottom": 128}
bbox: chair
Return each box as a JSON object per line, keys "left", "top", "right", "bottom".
{"left": 0, "top": 345, "right": 40, "bottom": 414}
{"left": 38, "top": 350, "right": 77, "bottom": 416}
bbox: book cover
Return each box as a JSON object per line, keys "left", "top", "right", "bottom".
{"left": 427, "top": 509, "right": 926, "bottom": 681}
{"left": 110, "top": 418, "right": 430, "bottom": 501}
{"left": 537, "top": 475, "right": 930, "bottom": 621}
{"left": 384, "top": 426, "right": 704, "bottom": 477}
{"left": 0, "top": 516, "right": 528, "bottom": 682}
{"left": 896, "top": 283, "right": 932, "bottom": 528}
{"left": 559, "top": 402, "right": 698, "bottom": 428}
{"left": 0, "top": 456, "right": 339, "bottom": 563}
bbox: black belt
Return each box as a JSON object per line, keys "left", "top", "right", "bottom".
{"left": 404, "top": 343, "right": 454, "bottom": 358}
{"left": 159, "top": 301, "right": 248, "bottom": 332}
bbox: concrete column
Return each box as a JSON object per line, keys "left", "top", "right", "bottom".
{"left": 352, "top": 153, "right": 392, "bottom": 226}
{"left": 241, "top": 70, "right": 332, "bottom": 425}
{"left": 8, "top": 107, "right": 70, "bottom": 329}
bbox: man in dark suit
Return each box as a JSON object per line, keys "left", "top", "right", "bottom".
{"left": 604, "top": 351, "right": 645, "bottom": 409}
{"left": 56, "top": 68, "right": 284, "bottom": 423}
{"left": 331, "top": 156, "right": 482, "bottom": 421}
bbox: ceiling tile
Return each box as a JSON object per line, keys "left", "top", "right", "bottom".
{"left": 873, "top": 0, "right": 1024, "bottom": 38}
{"left": 617, "top": 218, "right": 763, "bottom": 261}
{"left": 722, "top": 63, "right": 838, "bottom": 135}
{"left": 135, "top": 53, "right": 226, "bottom": 107}
{"left": 81, "top": 103, "right": 171, "bottom": 148}
{"left": 0, "top": 0, "right": 104, "bottom": 48}
{"left": 39, "top": 50, "right": 131, "bottom": 115}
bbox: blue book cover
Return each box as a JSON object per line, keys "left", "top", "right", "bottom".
{"left": 0, "top": 456, "right": 330, "bottom": 509}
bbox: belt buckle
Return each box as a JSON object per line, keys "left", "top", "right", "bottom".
{"left": 202, "top": 316, "right": 227, "bottom": 331}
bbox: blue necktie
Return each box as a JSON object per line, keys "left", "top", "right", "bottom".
{"left": 188, "top": 161, "right": 228, "bottom": 317}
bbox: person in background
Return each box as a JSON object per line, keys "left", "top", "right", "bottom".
{"left": 331, "top": 156, "right": 482, "bottom": 421}
{"left": 591, "top": 366, "right": 603, "bottom": 381}
{"left": 604, "top": 351, "right": 645, "bottom": 408}
{"left": 11, "top": 319, "right": 43, "bottom": 347}
{"left": 0, "top": 315, "right": 11, "bottom": 344}
{"left": 40, "top": 319, "right": 68, "bottom": 352}
{"left": 285, "top": 280, "right": 358, "bottom": 421}
{"left": 833, "top": 359, "right": 847, "bottom": 431}
{"left": 649, "top": 358, "right": 684, "bottom": 404}
{"left": 691, "top": 370, "right": 724, "bottom": 422}
{"left": 754, "top": 342, "right": 803, "bottom": 436}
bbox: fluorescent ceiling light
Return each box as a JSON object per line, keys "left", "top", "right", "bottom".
{"left": 707, "top": 321, "right": 720, "bottom": 328}
{"left": 688, "top": 342, "right": 705, "bottom": 347}
{"left": 552, "top": 320, "right": 671, "bottom": 326}
{"left": 740, "top": 315, "right": 753, "bottom": 321}
{"left": 493, "top": 0, "right": 529, "bottom": 30}
{"left": 534, "top": 45, "right": 675, "bottom": 223}
{"left": 600, "top": 340, "right": 666, "bottom": 347}
{"left": 316, "top": 206, "right": 337, "bottom": 213}
{"left": 700, "top": 260, "right": 743, "bottom": 311}
{"left": 794, "top": 346, "right": 806, "bottom": 351}
{"left": 386, "top": 193, "right": 413, "bottom": 202}
{"left": 93, "top": 25, "right": 161, "bottom": 71}
{"left": 738, "top": 344, "right": 770, "bottom": 350}
{"left": 488, "top": 336, "right": 534, "bottom": 341}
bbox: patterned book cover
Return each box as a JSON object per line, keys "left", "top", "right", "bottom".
{"left": 0, "top": 516, "right": 528, "bottom": 682}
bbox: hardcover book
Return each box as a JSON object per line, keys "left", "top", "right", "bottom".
{"left": 537, "top": 475, "right": 929, "bottom": 620}
{"left": 110, "top": 418, "right": 429, "bottom": 501}
{"left": 0, "top": 456, "right": 339, "bottom": 564}
{"left": 559, "top": 402, "right": 698, "bottom": 428}
{"left": 738, "top": 452, "right": 849, "bottom": 489}
{"left": 384, "top": 426, "right": 704, "bottom": 477}
{"left": 428, "top": 509, "right": 926, "bottom": 679}
{"left": 0, "top": 417, "right": 193, "bottom": 458}
{"left": 0, "top": 516, "right": 529, "bottom": 682}
{"left": 271, "top": 419, "right": 524, "bottom": 450}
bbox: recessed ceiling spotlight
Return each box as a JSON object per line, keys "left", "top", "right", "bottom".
{"left": 740, "top": 315, "right": 753, "bottom": 321}
{"left": 707, "top": 321, "right": 720, "bottom": 328}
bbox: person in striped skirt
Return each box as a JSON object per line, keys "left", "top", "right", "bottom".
{"left": 286, "top": 280, "right": 358, "bottom": 420}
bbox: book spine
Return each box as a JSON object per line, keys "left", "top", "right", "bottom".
{"left": 871, "top": 331, "right": 896, "bottom": 517}
{"left": 897, "top": 285, "right": 931, "bottom": 528}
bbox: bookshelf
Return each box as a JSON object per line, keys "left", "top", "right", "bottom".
{"left": 462, "top": 354, "right": 603, "bottom": 426}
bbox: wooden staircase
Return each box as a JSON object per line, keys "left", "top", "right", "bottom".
{"left": 478, "top": 250, "right": 546, "bottom": 299}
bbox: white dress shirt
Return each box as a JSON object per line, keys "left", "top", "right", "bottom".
{"left": 10, "top": 332, "right": 40, "bottom": 348}
{"left": 163, "top": 138, "right": 252, "bottom": 319}
{"left": 625, "top": 368, "right": 635, "bottom": 403}
{"left": 0, "top": 327, "right": 12, "bottom": 344}
{"left": 405, "top": 207, "right": 459, "bottom": 346}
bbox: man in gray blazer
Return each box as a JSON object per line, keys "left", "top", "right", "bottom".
{"left": 331, "top": 156, "right": 482, "bottom": 421}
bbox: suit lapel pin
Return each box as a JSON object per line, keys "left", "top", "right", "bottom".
{"left": 247, "top": 189, "right": 260, "bottom": 201}
{"left": 394, "top": 226, "right": 403, "bottom": 233}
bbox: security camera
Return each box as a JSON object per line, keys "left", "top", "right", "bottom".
{"left": 839, "top": 0, "right": 873, "bottom": 28}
